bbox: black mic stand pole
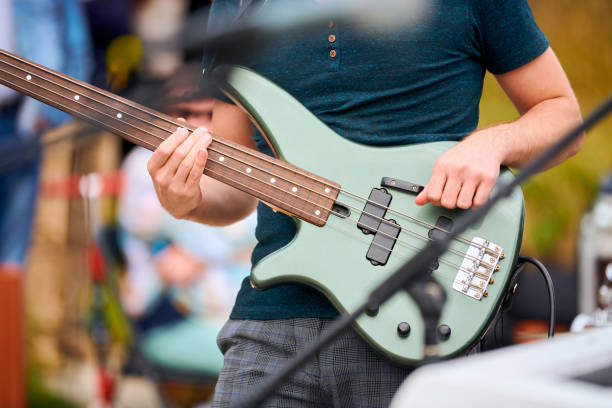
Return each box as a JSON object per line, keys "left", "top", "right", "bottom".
{"left": 240, "top": 93, "right": 612, "bottom": 408}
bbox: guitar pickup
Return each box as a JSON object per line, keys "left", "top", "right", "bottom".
{"left": 358, "top": 188, "right": 392, "bottom": 235}
{"left": 366, "top": 219, "right": 401, "bottom": 266}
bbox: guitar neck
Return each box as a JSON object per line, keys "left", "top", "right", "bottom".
{"left": 0, "top": 49, "right": 339, "bottom": 226}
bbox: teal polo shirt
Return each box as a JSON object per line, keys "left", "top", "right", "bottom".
{"left": 202, "top": 0, "right": 549, "bottom": 319}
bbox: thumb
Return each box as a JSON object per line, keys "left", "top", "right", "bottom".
{"left": 414, "top": 185, "right": 428, "bottom": 206}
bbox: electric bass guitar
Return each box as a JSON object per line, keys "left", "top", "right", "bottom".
{"left": 0, "top": 49, "right": 523, "bottom": 365}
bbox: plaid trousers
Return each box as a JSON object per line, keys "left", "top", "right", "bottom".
{"left": 211, "top": 318, "right": 414, "bottom": 407}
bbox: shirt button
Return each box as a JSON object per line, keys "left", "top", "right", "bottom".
{"left": 330, "top": 49, "right": 337, "bottom": 58}
{"left": 328, "top": 34, "right": 336, "bottom": 43}
{"left": 328, "top": 20, "right": 334, "bottom": 29}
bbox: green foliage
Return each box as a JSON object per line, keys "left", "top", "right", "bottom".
{"left": 479, "top": 0, "right": 612, "bottom": 265}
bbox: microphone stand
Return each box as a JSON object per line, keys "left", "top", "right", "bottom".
{"left": 240, "top": 93, "right": 612, "bottom": 408}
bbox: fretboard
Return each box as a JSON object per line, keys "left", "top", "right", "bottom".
{"left": 0, "top": 49, "right": 339, "bottom": 226}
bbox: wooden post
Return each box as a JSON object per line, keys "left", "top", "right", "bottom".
{"left": 0, "top": 265, "right": 25, "bottom": 408}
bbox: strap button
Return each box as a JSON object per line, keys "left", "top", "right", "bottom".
{"left": 397, "top": 322, "right": 411, "bottom": 338}
{"left": 438, "top": 324, "right": 451, "bottom": 341}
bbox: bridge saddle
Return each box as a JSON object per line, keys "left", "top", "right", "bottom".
{"left": 453, "top": 237, "right": 503, "bottom": 301}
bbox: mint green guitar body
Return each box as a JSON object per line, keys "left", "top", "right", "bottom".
{"left": 214, "top": 65, "right": 524, "bottom": 365}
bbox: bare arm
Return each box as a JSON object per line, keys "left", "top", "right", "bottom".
{"left": 415, "top": 47, "right": 585, "bottom": 209}
{"left": 147, "top": 100, "right": 258, "bottom": 226}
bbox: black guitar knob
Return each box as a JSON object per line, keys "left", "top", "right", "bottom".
{"left": 397, "top": 322, "right": 411, "bottom": 338}
{"left": 365, "top": 303, "right": 379, "bottom": 317}
{"left": 437, "top": 324, "right": 451, "bottom": 341}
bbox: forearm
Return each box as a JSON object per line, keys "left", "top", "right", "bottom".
{"left": 472, "top": 95, "right": 584, "bottom": 171}
{"left": 184, "top": 176, "right": 258, "bottom": 226}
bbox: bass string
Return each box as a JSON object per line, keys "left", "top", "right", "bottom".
{"left": 1, "top": 52, "right": 335, "bottom": 186}
{"left": 3, "top": 68, "right": 474, "bottom": 279}
{"left": 0, "top": 60, "right": 338, "bottom": 205}
{"left": 0, "top": 64, "right": 488, "bottom": 265}
{"left": 338, "top": 187, "right": 475, "bottom": 247}
{"left": 0, "top": 54, "right": 485, "bottom": 251}
{"left": 202, "top": 165, "right": 464, "bottom": 273}
{"left": 1, "top": 65, "right": 489, "bottom": 266}
{"left": 0, "top": 52, "right": 483, "bottom": 248}
{"left": 207, "top": 163, "right": 492, "bottom": 299}
{"left": 202, "top": 155, "right": 482, "bottom": 269}
{"left": 0, "top": 65, "right": 344, "bottom": 227}
{"left": 0, "top": 54, "right": 485, "bottom": 252}
{"left": 205, "top": 165, "right": 496, "bottom": 294}
{"left": 206, "top": 151, "right": 488, "bottom": 265}
{"left": 204, "top": 145, "right": 485, "bottom": 260}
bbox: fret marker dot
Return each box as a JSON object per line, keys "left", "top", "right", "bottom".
{"left": 292, "top": 187, "right": 298, "bottom": 193}
{"left": 26, "top": 75, "right": 32, "bottom": 81}
{"left": 246, "top": 167, "right": 252, "bottom": 173}
{"left": 219, "top": 156, "right": 225, "bottom": 162}
{"left": 270, "top": 178, "right": 276, "bottom": 184}
{"left": 74, "top": 95, "right": 80, "bottom": 100}
{"left": 325, "top": 187, "right": 331, "bottom": 193}
{"left": 315, "top": 210, "right": 321, "bottom": 216}
{"left": 116, "top": 113, "right": 122, "bottom": 119}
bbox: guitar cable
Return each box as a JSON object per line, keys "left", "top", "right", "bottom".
{"left": 482, "top": 255, "right": 555, "bottom": 352}
{"left": 516, "top": 255, "right": 556, "bottom": 339}
{"left": 499, "top": 255, "right": 555, "bottom": 341}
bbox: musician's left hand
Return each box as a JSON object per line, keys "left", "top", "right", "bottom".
{"left": 414, "top": 129, "right": 504, "bottom": 209}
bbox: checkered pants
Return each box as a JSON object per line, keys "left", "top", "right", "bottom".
{"left": 211, "top": 318, "right": 414, "bottom": 407}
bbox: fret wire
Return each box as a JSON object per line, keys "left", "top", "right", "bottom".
{"left": 0, "top": 51, "right": 484, "bottom": 251}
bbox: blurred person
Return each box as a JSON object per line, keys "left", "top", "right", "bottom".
{"left": 0, "top": 0, "right": 91, "bottom": 405}
{"left": 147, "top": 1, "right": 585, "bottom": 406}
{"left": 118, "top": 62, "right": 256, "bottom": 378}
{"left": 1, "top": 0, "right": 92, "bottom": 269}
{"left": 119, "top": 148, "right": 255, "bottom": 325}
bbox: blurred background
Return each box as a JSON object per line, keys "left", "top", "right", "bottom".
{"left": 0, "top": 0, "right": 611, "bottom": 407}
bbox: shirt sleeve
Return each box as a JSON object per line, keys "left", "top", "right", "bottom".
{"left": 472, "top": 0, "right": 549, "bottom": 75}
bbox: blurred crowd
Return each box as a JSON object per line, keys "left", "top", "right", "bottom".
{"left": 1, "top": 0, "right": 257, "bottom": 406}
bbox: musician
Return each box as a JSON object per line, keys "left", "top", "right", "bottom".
{"left": 146, "top": 0, "right": 584, "bottom": 405}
